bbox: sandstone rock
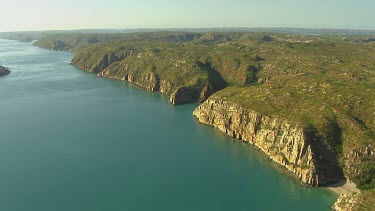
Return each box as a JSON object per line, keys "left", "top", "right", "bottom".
{"left": 344, "top": 144, "right": 375, "bottom": 180}
{"left": 193, "top": 99, "right": 342, "bottom": 186}
{"left": 199, "top": 83, "right": 216, "bottom": 102}
{"left": 332, "top": 193, "right": 359, "bottom": 211}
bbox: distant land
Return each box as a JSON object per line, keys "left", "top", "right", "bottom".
{"left": 2, "top": 27, "right": 375, "bottom": 42}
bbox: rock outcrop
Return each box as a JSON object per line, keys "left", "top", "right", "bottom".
{"left": 0, "top": 66, "right": 11, "bottom": 77}
{"left": 99, "top": 70, "right": 163, "bottom": 93}
{"left": 331, "top": 191, "right": 375, "bottom": 211}
{"left": 193, "top": 99, "right": 342, "bottom": 186}
{"left": 71, "top": 53, "right": 231, "bottom": 105}
{"left": 344, "top": 144, "right": 375, "bottom": 179}
{"left": 332, "top": 193, "right": 359, "bottom": 211}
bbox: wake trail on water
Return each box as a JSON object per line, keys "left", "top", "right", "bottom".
{"left": 17, "top": 71, "right": 26, "bottom": 80}
{"left": 2, "top": 59, "right": 25, "bottom": 66}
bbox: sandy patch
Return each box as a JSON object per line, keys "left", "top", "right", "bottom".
{"left": 327, "top": 180, "right": 360, "bottom": 195}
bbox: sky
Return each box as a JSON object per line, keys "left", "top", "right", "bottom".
{"left": 0, "top": 0, "right": 374, "bottom": 32}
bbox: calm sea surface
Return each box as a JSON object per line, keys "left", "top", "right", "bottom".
{"left": 0, "top": 39, "right": 337, "bottom": 211}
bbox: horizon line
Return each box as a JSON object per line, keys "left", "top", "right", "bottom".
{"left": 1, "top": 26, "right": 375, "bottom": 33}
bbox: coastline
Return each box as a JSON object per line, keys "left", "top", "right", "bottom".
{"left": 32, "top": 39, "right": 366, "bottom": 209}
{"left": 327, "top": 180, "right": 360, "bottom": 195}
{"left": 0, "top": 38, "right": 340, "bottom": 210}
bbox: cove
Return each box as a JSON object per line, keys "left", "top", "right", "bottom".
{"left": 0, "top": 39, "right": 337, "bottom": 211}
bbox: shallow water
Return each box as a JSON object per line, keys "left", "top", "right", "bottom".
{"left": 0, "top": 39, "right": 337, "bottom": 211}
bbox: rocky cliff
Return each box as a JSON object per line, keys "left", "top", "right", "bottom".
{"left": 332, "top": 191, "right": 375, "bottom": 211}
{"left": 344, "top": 145, "right": 375, "bottom": 181}
{"left": 332, "top": 193, "right": 359, "bottom": 211}
{"left": 193, "top": 99, "right": 342, "bottom": 186}
{"left": 98, "top": 68, "right": 163, "bottom": 93}
{"left": 95, "top": 59, "right": 213, "bottom": 105}
{"left": 68, "top": 41, "right": 257, "bottom": 105}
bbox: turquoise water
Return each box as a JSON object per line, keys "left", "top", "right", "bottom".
{"left": 0, "top": 39, "right": 337, "bottom": 211}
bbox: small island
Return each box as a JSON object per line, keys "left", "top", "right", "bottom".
{"left": 0, "top": 66, "right": 11, "bottom": 77}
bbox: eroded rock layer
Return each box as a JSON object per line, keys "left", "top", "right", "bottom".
{"left": 193, "top": 99, "right": 342, "bottom": 186}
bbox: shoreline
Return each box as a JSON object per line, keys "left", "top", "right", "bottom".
{"left": 71, "top": 44, "right": 350, "bottom": 192}
{"left": 327, "top": 180, "right": 360, "bottom": 195}
{"left": 31, "top": 40, "right": 359, "bottom": 208}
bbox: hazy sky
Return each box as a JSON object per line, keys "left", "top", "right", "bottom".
{"left": 1, "top": 0, "right": 374, "bottom": 32}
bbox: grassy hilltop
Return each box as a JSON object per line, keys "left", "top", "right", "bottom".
{"left": 33, "top": 31, "right": 375, "bottom": 209}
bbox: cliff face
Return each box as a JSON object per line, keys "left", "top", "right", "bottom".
{"left": 345, "top": 145, "right": 375, "bottom": 179}
{"left": 72, "top": 52, "right": 122, "bottom": 73}
{"left": 333, "top": 191, "right": 375, "bottom": 211}
{"left": 69, "top": 47, "right": 240, "bottom": 105}
{"left": 193, "top": 99, "right": 342, "bottom": 186}
{"left": 64, "top": 34, "right": 265, "bottom": 105}
{"left": 99, "top": 69, "right": 163, "bottom": 93}
{"left": 97, "top": 62, "right": 210, "bottom": 105}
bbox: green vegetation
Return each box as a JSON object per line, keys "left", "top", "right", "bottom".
{"left": 2, "top": 27, "right": 375, "bottom": 43}
{"left": 355, "top": 191, "right": 375, "bottom": 210}
{"left": 40, "top": 32, "right": 263, "bottom": 103}
{"left": 354, "top": 160, "right": 375, "bottom": 190}
{"left": 33, "top": 32, "right": 204, "bottom": 50}
{"left": 32, "top": 31, "right": 375, "bottom": 205}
